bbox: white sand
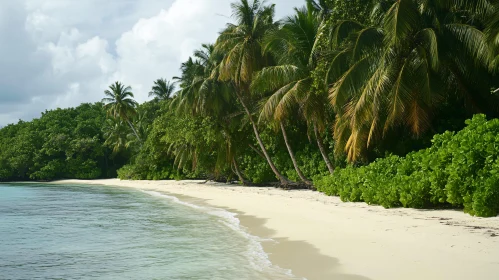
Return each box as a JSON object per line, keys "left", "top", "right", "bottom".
{"left": 54, "top": 179, "right": 499, "bottom": 280}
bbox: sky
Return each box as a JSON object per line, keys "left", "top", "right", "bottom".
{"left": 0, "top": 0, "right": 305, "bottom": 126}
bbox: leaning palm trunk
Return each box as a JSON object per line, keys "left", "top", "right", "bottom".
{"left": 280, "top": 122, "right": 312, "bottom": 185}
{"left": 314, "top": 123, "right": 334, "bottom": 175}
{"left": 232, "top": 158, "right": 249, "bottom": 185}
{"left": 125, "top": 118, "right": 142, "bottom": 145}
{"left": 237, "top": 94, "right": 291, "bottom": 185}
{"left": 248, "top": 144, "right": 266, "bottom": 160}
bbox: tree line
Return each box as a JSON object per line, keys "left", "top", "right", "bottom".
{"left": 1, "top": 0, "right": 499, "bottom": 215}
{"left": 117, "top": 0, "right": 499, "bottom": 186}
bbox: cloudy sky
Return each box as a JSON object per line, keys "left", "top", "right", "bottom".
{"left": 0, "top": 0, "right": 304, "bottom": 126}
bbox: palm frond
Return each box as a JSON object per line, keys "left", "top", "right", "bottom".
{"left": 445, "top": 23, "right": 491, "bottom": 66}
{"left": 383, "top": 0, "right": 420, "bottom": 46}
{"left": 251, "top": 65, "right": 303, "bottom": 94}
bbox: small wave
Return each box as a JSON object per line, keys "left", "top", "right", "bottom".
{"left": 141, "top": 190, "right": 301, "bottom": 279}
{"left": 142, "top": 190, "right": 203, "bottom": 210}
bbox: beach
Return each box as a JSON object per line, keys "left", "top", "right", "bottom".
{"left": 54, "top": 179, "right": 499, "bottom": 280}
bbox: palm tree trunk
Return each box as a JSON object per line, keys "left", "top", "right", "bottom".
{"left": 126, "top": 119, "right": 142, "bottom": 145}
{"left": 248, "top": 144, "right": 266, "bottom": 160}
{"left": 237, "top": 94, "right": 291, "bottom": 185}
{"left": 280, "top": 122, "right": 312, "bottom": 185}
{"left": 232, "top": 158, "right": 249, "bottom": 185}
{"left": 314, "top": 123, "right": 334, "bottom": 175}
{"left": 104, "top": 149, "right": 109, "bottom": 176}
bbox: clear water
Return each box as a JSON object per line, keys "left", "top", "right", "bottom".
{"left": 0, "top": 183, "right": 298, "bottom": 280}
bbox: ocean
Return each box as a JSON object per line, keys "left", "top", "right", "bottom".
{"left": 0, "top": 183, "right": 299, "bottom": 280}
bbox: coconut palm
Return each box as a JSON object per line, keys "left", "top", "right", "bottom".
{"left": 102, "top": 82, "right": 142, "bottom": 143}
{"left": 252, "top": 6, "right": 335, "bottom": 179}
{"left": 102, "top": 118, "right": 129, "bottom": 154}
{"left": 126, "top": 111, "right": 148, "bottom": 149}
{"left": 149, "top": 79, "right": 176, "bottom": 100}
{"left": 252, "top": 7, "right": 318, "bottom": 184}
{"left": 171, "top": 57, "right": 204, "bottom": 115}
{"left": 171, "top": 44, "right": 250, "bottom": 183}
{"left": 306, "top": 0, "right": 332, "bottom": 20}
{"left": 328, "top": 0, "right": 496, "bottom": 161}
{"left": 173, "top": 44, "right": 233, "bottom": 117}
{"left": 215, "top": 0, "right": 293, "bottom": 185}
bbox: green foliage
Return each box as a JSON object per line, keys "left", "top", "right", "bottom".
{"left": 116, "top": 101, "right": 222, "bottom": 181}
{"left": 0, "top": 103, "right": 120, "bottom": 181}
{"left": 149, "top": 78, "right": 176, "bottom": 100}
{"left": 295, "top": 145, "right": 331, "bottom": 178}
{"left": 322, "top": 0, "right": 499, "bottom": 161}
{"left": 240, "top": 152, "right": 275, "bottom": 184}
{"left": 2, "top": 0, "right": 499, "bottom": 220}
{"left": 316, "top": 115, "right": 499, "bottom": 217}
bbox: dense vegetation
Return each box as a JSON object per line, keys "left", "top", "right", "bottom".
{"left": 316, "top": 115, "right": 499, "bottom": 217}
{"left": 2, "top": 0, "right": 499, "bottom": 216}
{"left": 0, "top": 103, "right": 127, "bottom": 180}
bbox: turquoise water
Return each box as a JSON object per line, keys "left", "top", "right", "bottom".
{"left": 0, "top": 183, "right": 298, "bottom": 279}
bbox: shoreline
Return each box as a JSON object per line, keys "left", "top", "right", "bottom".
{"left": 51, "top": 179, "right": 499, "bottom": 280}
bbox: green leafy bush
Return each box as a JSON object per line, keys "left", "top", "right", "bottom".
{"left": 315, "top": 115, "right": 499, "bottom": 217}
{"left": 0, "top": 103, "right": 117, "bottom": 181}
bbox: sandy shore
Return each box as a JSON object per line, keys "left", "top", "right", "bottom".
{"left": 53, "top": 179, "right": 499, "bottom": 280}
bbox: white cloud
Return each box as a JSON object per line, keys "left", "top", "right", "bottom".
{"left": 0, "top": 0, "right": 305, "bottom": 126}
{"left": 111, "top": 0, "right": 232, "bottom": 102}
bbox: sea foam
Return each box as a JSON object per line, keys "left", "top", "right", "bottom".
{"left": 141, "top": 190, "right": 302, "bottom": 279}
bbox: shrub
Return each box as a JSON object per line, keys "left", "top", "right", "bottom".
{"left": 315, "top": 115, "right": 499, "bottom": 217}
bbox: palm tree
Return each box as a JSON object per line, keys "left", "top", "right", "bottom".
{"left": 306, "top": 0, "right": 331, "bottom": 20}
{"left": 215, "top": 0, "right": 292, "bottom": 185}
{"left": 253, "top": 6, "right": 335, "bottom": 178}
{"left": 126, "top": 111, "right": 148, "bottom": 149}
{"left": 102, "top": 82, "right": 142, "bottom": 143}
{"left": 102, "top": 118, "right": 129, "bottom": 154}
{"left": 172, "top": 44, "right": 250, "bottom": 184}
{"left": 172, "top": 44, "right": 233, "bottom": 117}
{"left": 149, "top": 79, "right": 176, "bottom": 100}
{"left": 328, "top": 0, "right": 495, "bottom": 161}
{"left": 253, "top": 7, "right": 316, "bottom": 184}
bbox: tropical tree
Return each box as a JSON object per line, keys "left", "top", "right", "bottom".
{"left": 215, "top": 0, "right": 293, "bottom": 185}
{"left": 253, "top": 5, "right": 335, "bottom": 179}
{"left": 328, "top": 0, "right": 498, "bottom": 161}
{"left": 253, "top": 7, "right": 316, "bottom": 184}
{"left": 306, "top": 0, "right": 332, "bottom": 20}
{"left": 149, "top": 78, "right": 176, "bottom": 100}
{"left": 102, "top": 82, "right": 142, "bottom": 144}
{"left": 172, "top": 44, "right": 249, "bottom": 183}
{"left": 172, "top": 44, "right": 232, "bottom": 117}
{"left": 126, "top": 110, "right": 149, "bottom": 149}
{"left": 102, "top": 118, "right": 129, "bottom": 154}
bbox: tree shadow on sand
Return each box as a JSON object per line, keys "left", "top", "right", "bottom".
{"left": 237, "top": 213, "right": 371, "bottom": 280}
